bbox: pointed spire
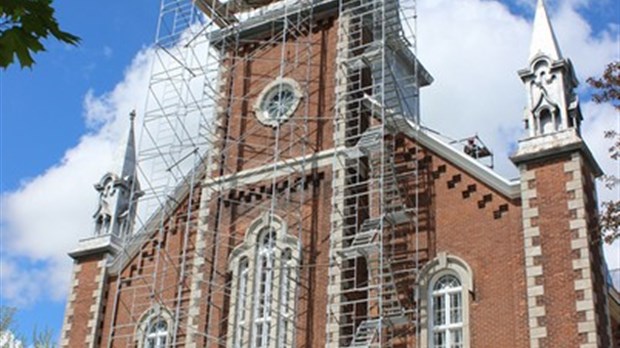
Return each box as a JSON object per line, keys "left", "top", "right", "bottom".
{"left": 119, "top": 110, "right": 137, "bottom": 180}
{"left": 529, "top": 0, "right": 562, "bottom": 62}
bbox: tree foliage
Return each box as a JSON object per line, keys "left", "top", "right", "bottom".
{"left": 0, "top": 0, "right": 80, "bottom": 69}
{"left": 587, "top": 61, "right": 620, "bottom": 244}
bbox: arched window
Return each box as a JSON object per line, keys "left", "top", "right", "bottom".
{"left": 277, "top": 249, "right": 294, "bottom": 348}
{"left": 145, "top": 319, "right": 168, "bottom": 348}
{"left": 135, "top": 306, "right": 173, "bottom": 348}
{"left": 253, "top": 229, "right": 276, "bottom": 348}
{"left": 431, "top": 275, "right": 463, "bottom": 348}
{"left": 226, "top": 214, "right": 299, "bottom": 348}
{"left": 539, "top": 108, "right": 556, "bottom": 134}
{"left": 233, "top": 258, "right": 249, "bottom": 348}
{"left": 418, "top": 253, "right": 473, "bottom": 348}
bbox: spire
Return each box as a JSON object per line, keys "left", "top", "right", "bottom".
{"left": 529, "top": 0, "right": 562, "bottom": 62}
{"left": 120, "top": 110, "right": 137, "bottom": 180}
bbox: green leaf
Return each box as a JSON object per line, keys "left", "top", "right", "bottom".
{"left": 0, "top": 0, "right": 80, "bottom": 69}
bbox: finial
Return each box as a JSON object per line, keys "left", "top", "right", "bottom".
{"left": 129, "top": 110, "right": 136, "bottom": 122}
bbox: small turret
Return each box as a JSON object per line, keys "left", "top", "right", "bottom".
{"left": 512, "top": 0, "right": 587, "bottom": 164}
{"left": 92, "top": 111, "right": 141, "bottom": 238}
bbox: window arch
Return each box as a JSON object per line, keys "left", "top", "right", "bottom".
{"left": 253, "top": 228, "right": 276, "bottom": 348}
{"left": 145, "top": 320, "right": 168, "bottom": 348}
{"left": 227, "top": 213, "right": 300, "bottom": 348}
{"left": 431, "top": 275, "right": 463, "bottom": 348}
{"left": 136, "top": 306, "right": 173, "bottom": 348}
{"left": 538, "top": 108, "right": 557, "bottom": 134}
{"left": 418, "top": 253, "right": 473, "bottom": 348}
{"left": 277, "top": 249, "right": 295, "bottom": 348}
{"left": 233, "top": 257, "right": 250, "bottom": 348}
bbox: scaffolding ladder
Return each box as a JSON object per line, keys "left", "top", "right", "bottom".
{"left": 327, "top": 0, "right": 422, "bottom": 345}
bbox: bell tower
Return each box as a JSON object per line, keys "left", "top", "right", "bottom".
{"left": 512, "top": 1, "right": 611, "bottom": 347}
{"left": 515, "top": 0, "right": 582, "bottom": 152}
{"left": 93, "top": 110, "right": 141, "bottom": 238}
{"left": 61, "top": 112, "right": 141, "bottom": 348}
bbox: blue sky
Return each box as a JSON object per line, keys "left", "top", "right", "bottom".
{"left": 1, "top": 0, "right": 158, "bottom": 338}
{"left": 1, "top": 0, "right": 618, "bottom": 343}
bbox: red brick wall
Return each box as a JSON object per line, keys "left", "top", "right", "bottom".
{"left": 418, "top": 144, "right": 528, "bottom": 348}
{"left": 530, "top": 156, "right": 581, "bottom": 346}
{"left": 65, "top": 255, "right": 104, "bottom": 346}
{"left": 97, "top": 184, "right": 203, "bottom": 347}
{"left": 582, "top": 160, "right": 612, "bottom": 346}
{"left": 213, "top": 18, "right": 338, "bottom": 178}
{"left": 187, "top": 169, "right": 333, "bottom": 347}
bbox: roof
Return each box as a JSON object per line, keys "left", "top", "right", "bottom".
{"left": 403, "top": 124, "right": 521, "bottom": 199}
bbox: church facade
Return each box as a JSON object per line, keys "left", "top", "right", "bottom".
{"left": 61, "top": 0, "right": 619, "bottom": 347}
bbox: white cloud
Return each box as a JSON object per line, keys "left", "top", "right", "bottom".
{"left": 0, "top": 0, "right": 618, "bottom": 307}
{"left": 418, "top": 0, "right": 619, "bottom": 267}
{"left": 0, "top": 49, "right": 154, "bottom": 305}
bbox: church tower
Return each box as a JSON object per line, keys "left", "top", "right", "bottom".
{"left": 61, "top": 0, "right": 619, "bottom": 346}
{"left": 512, "top": 1, "right": 611, "bottom": 346}
{"left": 61, "top": 113, "right": 140, "bottom": 348}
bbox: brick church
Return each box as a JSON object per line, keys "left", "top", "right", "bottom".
{"left": 61, "top": 0, "right": 620, "bottom": 347}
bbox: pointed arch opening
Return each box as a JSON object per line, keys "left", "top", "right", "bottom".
{"left": 226, "top": 213, "right": 300, "bottom": 348}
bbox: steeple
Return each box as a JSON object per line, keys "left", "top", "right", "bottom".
{"left": 92, "top": 111, "right": 141, "bottom": 238}
{"left": 529, "top": 0, "right": 562, "bottom": 62}
{"left": 514, "top": 0, "right": 581, "bottom": 142}
{"left": 119, "top": 110, "right": 137, "bottom": 181}
{"left": 511, "top": 0, "right": 600, "bottom": 176}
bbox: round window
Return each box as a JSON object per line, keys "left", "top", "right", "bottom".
{"left": 254, "top": 78, "right": 302, "bottom": 127}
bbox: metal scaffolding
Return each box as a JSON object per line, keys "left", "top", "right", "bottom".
{"left": 104, "top": 0, "right": 321, "bottom": 346}
{"left": 326, "top": 0, "right": 424, "bottom": 346}
{"left": 101, "top": 0, "right": 425, "bottom": 346}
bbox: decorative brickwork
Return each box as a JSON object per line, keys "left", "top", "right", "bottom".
{"left": 184, "top": 188, "right": 211, "bottom": 348}
{"left": 518, "top": 166, "right": 548, "bottom": 347}
{"left": 85, "top": 258, "right": 109, "bottom": 348}
{"left": 60, "top": 263, "right": 81, "bottom": 348}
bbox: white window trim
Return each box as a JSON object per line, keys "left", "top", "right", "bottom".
{"left": 430, "top": 275, "right": 463, "bottom": 347}
{"left": 253, "top": 78, "right": 303, "bottom": 128}
{"left": 227, "top": 213, "right": 300, "bottom": 348}
{"left": 135, "top": 305, "right": 174, "bottom": 348}
{"left": 418, "top": 252, "right": 473, "bottom": 348}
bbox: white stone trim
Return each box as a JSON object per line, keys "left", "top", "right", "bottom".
{"left": 135, "top": 305, "right": 174, "bottom": 348}
{"left": 417, "top": 253, "right": 473, "bottom": 348}
{"left": 518, "top": 165, "right": 548, "bottom": 347}
{"left": 203, "top": 147, "right": 338, "bottom": 192}
{"left": 325, "top": 13, "right": 349, "bottom": 345}
{"left": 61, "top": 263, "right": 81, "bottom": 348}
{"left": 226, "top": 213, "right": 300, "bottom": 348}
{"left": 253, "top": 77, "right": 303, "bottom": 127}
{"left": 564, "top": 153, "right": 601, "bottom": 347}
{"left": 184, "top": 187, "right": 212, "bottom": 348}
{"left": 85, "top": 258, "right": 109, "bottom": 348}
{"left": 403, "top": 125, "right": 521, "bottom": 199}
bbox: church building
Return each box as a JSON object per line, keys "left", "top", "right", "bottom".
{"left": 61, "top": 0, "right": 620, "bottom": 347}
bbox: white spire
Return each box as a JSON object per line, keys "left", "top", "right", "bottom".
{"left": 529, "top": 0, "right": 562, "bottom": 62}
{"left": 119, "top": 110, "right": 137, "bottom": 180}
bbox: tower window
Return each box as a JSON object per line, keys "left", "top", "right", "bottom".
{"left": 539, "top": 109, "right": 557, "bottom": 134}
